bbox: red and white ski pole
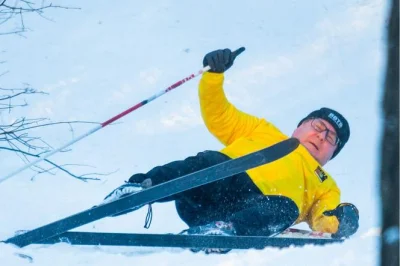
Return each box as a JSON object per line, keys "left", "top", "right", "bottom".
{"left": 1, "top": 47, "right": 245, "bottom": 184}
{"left": 1, "top": 67, "right": 211, "bottom": 184}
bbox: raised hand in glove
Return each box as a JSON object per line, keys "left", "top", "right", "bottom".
{"left": 203, "top": 47, "right": 245, "bottom": 73}
{"left": 324, "top": 203, "right": 359, "bottom": 239}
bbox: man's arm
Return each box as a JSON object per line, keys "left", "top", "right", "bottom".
{"left": 308, "top": 189, "right": 359, "bottom": 238}
{"left": 199, "top": 48, "right": 264, "bottom": 146}
{"left": 199, "top": 72, "right": 262, "bottom": 146}
{"left": 307, "top": 189, "right": 341, "bottom": 233}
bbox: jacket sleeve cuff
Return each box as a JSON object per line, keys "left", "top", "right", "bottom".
{"left": 201, "top": 72, "right": 225, "bottom": 85}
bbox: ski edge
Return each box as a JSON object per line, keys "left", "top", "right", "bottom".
{"left": 34, "top": 231, "right": 344, "bottom": 249}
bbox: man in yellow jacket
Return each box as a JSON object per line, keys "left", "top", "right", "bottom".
{"left": 101, "top": 48, "right": 359, "bottom": 253}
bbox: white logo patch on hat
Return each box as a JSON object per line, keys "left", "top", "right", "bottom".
{"left": 328, "top": 113, "right": 343, "bottom": 128}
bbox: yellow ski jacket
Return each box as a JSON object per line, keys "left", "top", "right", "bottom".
{"left": 199, "top": 72, "right": 340, "bottom": 233}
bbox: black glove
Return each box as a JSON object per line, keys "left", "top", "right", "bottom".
{"left": 203, "top": 47, "right": 245, "bottom": 73}
{"left": 324, "top": 203, "right": 359, "bottom": 239}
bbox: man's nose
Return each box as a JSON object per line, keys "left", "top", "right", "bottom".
{"left": 316, "top": 131, "right": 326, "bottom": 142}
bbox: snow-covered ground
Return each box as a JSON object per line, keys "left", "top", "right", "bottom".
{"left": 0, "top": 0, "right": 388, "bottom": 265}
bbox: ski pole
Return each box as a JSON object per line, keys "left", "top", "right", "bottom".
{"left": 1, "top": 47, "right": 245, "bottom": 184}
{"left": 1, "top": 67, "right": 211, "bottom": 184}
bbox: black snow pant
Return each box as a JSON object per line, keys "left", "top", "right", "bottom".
{"left": 129, "top": 150, "right": 299, "bottom": 236}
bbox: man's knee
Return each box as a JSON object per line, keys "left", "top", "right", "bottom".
{"left": 230, "top": 196, "right": 299, "bottom": 236}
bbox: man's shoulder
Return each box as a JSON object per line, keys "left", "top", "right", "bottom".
{"left": 254, "top": 119, "right": 288, "bottom": 138}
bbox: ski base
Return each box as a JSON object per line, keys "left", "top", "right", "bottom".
{"left": 34, "top": 231, "right": 343, "bottom": 249}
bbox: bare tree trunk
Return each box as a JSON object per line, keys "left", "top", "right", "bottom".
{"left": 380, "top": 0, "right": 399, "bottom": 265}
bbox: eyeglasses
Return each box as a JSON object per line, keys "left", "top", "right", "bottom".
{"left": 310, "top": 119, "right": 340, "bottom": 146}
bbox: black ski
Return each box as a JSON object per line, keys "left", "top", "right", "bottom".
{"left": 5, "top": 138, "right": 299, "bottom": 248}
{"left": 35, "top": 231, "right": 343, "bottom": 249}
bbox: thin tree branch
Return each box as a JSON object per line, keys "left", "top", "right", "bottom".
{"left": 0, "top": 1, "right": 80, "bottom": 36}
{"left": 0, "top": 146, "right": 100, "bottom": 181}
{"left": 0, "top": 120, "right": 100, "bottom": 135}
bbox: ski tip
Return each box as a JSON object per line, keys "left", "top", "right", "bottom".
{"left": 289, "top": 137, "right": 300, "bottom": 146}
{"left": 279, "top": 138, "right": 300, "bottom": 150}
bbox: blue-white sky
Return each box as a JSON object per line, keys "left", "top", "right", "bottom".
{"left": 0, "top": 0, "right": 389, "bottom": 265}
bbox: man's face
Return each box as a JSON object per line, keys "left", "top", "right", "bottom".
{"left": 291, "top": 118, "right": 338, "bottom": 165}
